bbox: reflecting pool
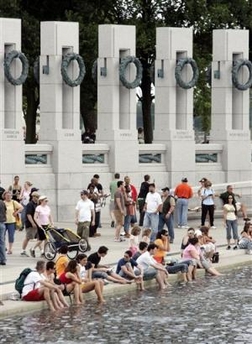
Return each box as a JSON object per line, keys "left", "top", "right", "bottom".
{"left": 1, "top": 265, "right": 252, "bottom": 344}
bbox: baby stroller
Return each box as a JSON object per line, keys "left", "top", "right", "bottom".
{"left": 43, "top": 226, "right": 88, "bottom": 260}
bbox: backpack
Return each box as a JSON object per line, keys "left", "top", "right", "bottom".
{"left": 15, "top": 268, "right": 33, "bottom": 297}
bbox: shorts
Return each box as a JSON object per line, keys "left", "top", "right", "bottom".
{"left": 26, "top": 227, "right": 37, "bottom": 240}
{"left": 236, "top": 202, "right": 241, "bottom": 212}
{"left": 201, "top": 243, "right": 215, "bottom": 253}
{"left": 200, "top": 258, "right": 211, "bottom": 270}
{"left": 37, "top": 226, "right": 47, "bottom": 241}
{"left": 114, "top": 210, "right": 124, "bottom": 226}
{"left": 22, "top": 289, "right": 45, "bottom": 301}
{"left": 109, "top": 201, "right": 114, "bottom": 212}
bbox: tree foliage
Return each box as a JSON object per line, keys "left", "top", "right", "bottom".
{"left": 0, "top": 0, "right": 252, "bottom": 142}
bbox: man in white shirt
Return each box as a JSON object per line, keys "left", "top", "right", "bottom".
{"left": 143, "top": 183, "right": 163, "bottom": 241}
{"left": 22, "top": 260, "right": 64, "bottom": 311}
{"left": 136, "top": 243, "right": 169, "bottom": 289}
{"left": 75, "top": 190, "right": 95, "bottom": 251}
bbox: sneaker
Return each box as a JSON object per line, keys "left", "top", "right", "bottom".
{"left": 226, "top": 246, "right": 231, "bottom": 250}
{"left": 30, "top": 249, "right": 36, "bottom": 258}
{"left": 169, "top": 239, "right": 174, "bottom": 244}
{"left": 114, "top": 237, "right": 125, "bottom": 242}
{"left": 233, "top": 246, "right": 238, "bottom": 250}
{"left": 210, "top": 226, "right": 216, "bottom": 229}
{"left": 20, "top": 251, "right": 29, "bottom": 257}
{"left": 177, "top": 225, "right": 181, "bottom": 229}
{"left": 111, "top": 221, "right": 115, "bottom": 228}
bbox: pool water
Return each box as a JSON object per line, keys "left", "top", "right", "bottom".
{"left": 0, "top": 265, "right": 252, "bottom": 343}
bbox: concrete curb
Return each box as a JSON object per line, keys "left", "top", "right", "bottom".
{"left": 1, "top": 256, "right": 251, "bottom": 320}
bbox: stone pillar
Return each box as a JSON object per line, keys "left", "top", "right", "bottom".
{"left": 0, "top": 18, "right": 25, "bottom": 175}
{"left": 154, "top": 27, "right": 195, "bottom": 185}
{"left": 211, "top": 30, "right": 252, "bottom": 181}
{"left": 97, "top": 24, "right": 138, "bottom": 173}
{"left": 40, "top": 22, "right": 83, "bottom": 220}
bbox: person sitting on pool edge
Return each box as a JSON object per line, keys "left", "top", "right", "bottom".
{"left": 76, "top": 253, "right": 106, "bottom": 303}
{"left": 58, "top": 260, "right": 83, "bottom": 305}
{"left": 136, "top": 243, "right": 169, "bottom": 290}
{"left": 116, "top": 250, "right": 144, "bottom": 290}
{"left": 22, "top": 260, "right": 66, "bottom": 311}
{"left": 87, "top": 246, "right": 131, "bottom": 284}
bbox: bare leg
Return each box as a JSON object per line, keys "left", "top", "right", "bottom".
{"left": 50, "top": 291, "right": 63, "bottom": 310}
{"left": 155, "top": 271, "right": 166, "bottom": 290}
{"left": 109, "top": 272, "right": 130, "bottom": 284}
{"left": 160, "top": 270, "right": 171, "bottom": 286}
{"left": 32, "top": 240, "right": 43, "bottom": 251}
{"left": 8, "top": 242, "right": 13, "bottom": 253}
{"left": 207, "top": 267, "right": 222, "bottom": 276}
{"left": 82, "top": 281, "right": 105, "bottom": 303}
{"left": 43, "top": 288, "right": 56, "bottom": 311}
{"left": 192, "top": 266, "right": 197, "bottom": 280}
{"left": 187, "top": 265, "right": 193, "bottom": 281}
{"left": 55, "top": 289, "right": 69, "bottom": 307}
{"left": 22, "top": 238, "right": 29, "bottom": 250}
{"left": 135, "top": 276, "right": 145, "bottom": 291}
{"left": 73, "top": 283, "right": 82, "bottom": 304}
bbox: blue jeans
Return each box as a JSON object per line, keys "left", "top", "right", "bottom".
{"left": 5, "top": 222, "right": 16, "bottom": 244}
{"left": 143, "top": 212, "right": 159, "bottom": 242}
{"left": 176, "top": 198, "right": 189, "bottom": 226}
{"left": 21, "top": 204, "right": 27, "bottom": 228}
{"left": 0, "top": 222, "right": 6, "bottom": 263}
{"left": 226, "top": 220, "right": 238, "bottom": 240}
{"left": 158, "top": 213, "right": 174, "bottom": 241}
{"left": 166, "top": 263, "right": 188, "bottom": 274}
{"left": 124, "top": 214, "right": 137, "bottom": 233}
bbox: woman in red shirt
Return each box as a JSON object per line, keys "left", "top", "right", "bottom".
{"left": 59, "top": 260, "right": 83, "bottom": 305}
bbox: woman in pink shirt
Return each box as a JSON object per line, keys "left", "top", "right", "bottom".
{"left": 31, "top": 195, "right": 54, "bottom": 257}
{"left": 183, "top": 237, "right": 221, "bottom": 277}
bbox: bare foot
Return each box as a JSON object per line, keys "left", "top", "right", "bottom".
{"left": 160, "top": 285, "right": 167, "bottom": 290}
{"left": 98, "top": 298, "right": 106, "bottom": 304}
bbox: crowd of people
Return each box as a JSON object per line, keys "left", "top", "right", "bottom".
{"left": 0, "top": 174, "right": 251, "bottom": 310}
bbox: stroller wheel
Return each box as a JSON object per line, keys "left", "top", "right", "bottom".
{"left": 67, "top": 249, "right": 78, "bottom": 260}
{"left": 44, "top": 242, "right": 56, "bottom": 260}
{"left": 79, "top": 238, "right": 88, "bottom": 252}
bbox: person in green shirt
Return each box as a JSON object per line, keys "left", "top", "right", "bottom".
{"left": 109, "top": 173, "right": 120, "bottom": 228}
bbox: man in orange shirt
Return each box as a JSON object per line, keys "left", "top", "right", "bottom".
{"left": 174, "top": 178, "right": 193, "bottom": 229}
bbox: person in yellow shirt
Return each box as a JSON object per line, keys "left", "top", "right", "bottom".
{"left": 55, "top": 245, "right": 69, "bottom": 278}
{"left": 154, "top": 229, "right": 170, "bottom": 264}
{"left": 3, "top": 191, "right": 23, "bottom": 254}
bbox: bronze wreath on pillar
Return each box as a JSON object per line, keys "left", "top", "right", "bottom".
{"left": 232, "top": 59, "right": 252, "bottom": 91}
{"left": 61, "top": 53, "right": 86, "bottom": 87}
{"left": 119, "top": 56, "right": 143, "bottom": 89}
{"left": 175, "top": 58, "right": 199, "bottom": 89}
{"left": 4, "top": 50, "right": 29, "bottom": 86}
